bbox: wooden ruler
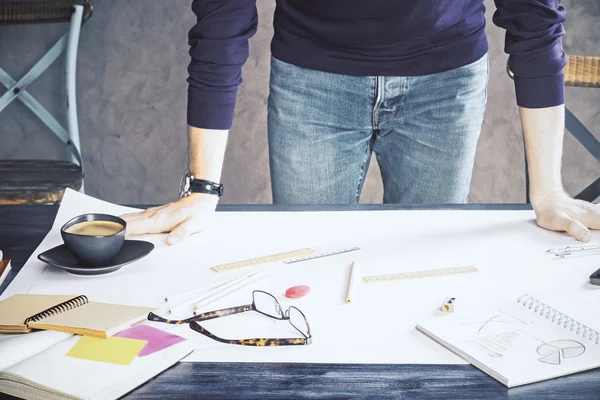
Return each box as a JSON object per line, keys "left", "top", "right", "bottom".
{"left": 211, "top": 248, "right": 316, "bottom": 272}
{"left": 211, "top": 245, "right": 361, "bottom": 272}
{"left": 284, "top": 246, "right": 360, "bottom": 264}
{"left": 363, "top": 266, "right": 478, "bottom": 283}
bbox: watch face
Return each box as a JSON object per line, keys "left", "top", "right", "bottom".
{"left": 179, "top": 172, "right": 191, "bottom": 198}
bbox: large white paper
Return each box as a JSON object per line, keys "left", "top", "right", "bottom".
{"left": 3, "top": 189, "right": 599, "bottom": 365}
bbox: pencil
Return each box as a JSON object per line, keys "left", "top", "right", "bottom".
{"left": 345, "top": 261, "right": 356, "bottom": 304}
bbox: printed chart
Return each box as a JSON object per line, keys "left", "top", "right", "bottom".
{"left": 537, "top": 340, "right": 586, "bottom": 366}
{"left": 461, "top": 310, "right": 530, "bottom": 335}
{"left": 467, "top": 331, "right": 521, "bottom": 357}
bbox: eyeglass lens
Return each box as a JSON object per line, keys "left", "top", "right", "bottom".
{"left": 288, "top": 306, "right": 310, "bottom": 338}
{"left": 253, "top": 291, "right": 283, "bottom": 319}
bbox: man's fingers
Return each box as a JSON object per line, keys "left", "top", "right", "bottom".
{"left": 551, "top": 212, "right": 591, "bottom": 242}
{"left": 582, "top": 204, "right": 600, "bottom": 230}
{"left": 121, "top": 206, "right": 171, "bottom": 235}
{"left": 121, "top": 205, "right": 165, "bottom": 223}
{"left": 167, "top": 219, "right": 199, "bottom": 246}
{"left": 125, "top": 218, "right": 163, "bottom": 235}
{"left": 125, "top": 209, "right": 180, "bottom": 235}
{"left": 120, "top": 200, "right": 211, "bottom": 242}
{"left": 567, "top": 220, "right": 591, "bottom": 242}
{"left": 121, "top": 212, "right": 147, "bottom": 225}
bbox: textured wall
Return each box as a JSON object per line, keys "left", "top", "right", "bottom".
{"left": 0, "top": 0, "right": 598, "bottom": 205}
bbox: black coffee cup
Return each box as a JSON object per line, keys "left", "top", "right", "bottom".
{"left": 60, "top": 213, "right": 126, "bottom": 266}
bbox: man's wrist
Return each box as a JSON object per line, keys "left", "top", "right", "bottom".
{"left": 187, "top": 192, "right": 220, "bottom": 205}
{"left": 180, "top": 171, "right": 223, "bottom": 199}
{"left": 530, "top": 187, "right": 565, "bottom": 207}
{"left": 187, "top": 126, "right": 228, "bottom": 183}
{"left": 188, "top": 167, "right": 221, "bottom": 183}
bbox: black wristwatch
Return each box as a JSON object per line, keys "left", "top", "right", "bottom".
{"left": 179, "top": 171, "right": 224, "bottom": 198}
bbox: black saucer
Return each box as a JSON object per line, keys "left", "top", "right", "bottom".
{"left": 591, "top": 267, "right": 600, "bottom": 286}
{"left": 38, "top": 240, "right": 154, "bottom": 276}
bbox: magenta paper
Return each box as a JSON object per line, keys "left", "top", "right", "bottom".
{"left": 115, "top": 325, "right": 186, "bottom": 357}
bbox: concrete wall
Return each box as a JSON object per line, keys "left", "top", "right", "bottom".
{"left": 1, "top": 0, "right": 598, "bottom": 205}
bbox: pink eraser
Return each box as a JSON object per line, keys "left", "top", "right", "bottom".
{"left": 285, "top": 285, "right": 311, "bottom": 298}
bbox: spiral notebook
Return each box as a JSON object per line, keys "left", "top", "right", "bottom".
{"left": 416, "top": 290, "right": 600, "bottom": 388}
{"left": 0, "top": 294, "right": 154, "bottom": 338}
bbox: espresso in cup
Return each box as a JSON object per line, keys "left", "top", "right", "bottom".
{"left": 64, "top": 220, "right": 124, "bottom": 236}
{"left": 61, "top": 214, "right": 127, "bottom": 266}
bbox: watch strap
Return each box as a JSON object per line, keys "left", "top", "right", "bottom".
{"left": 189, "top": 178, "right": 224, "bottom": 197}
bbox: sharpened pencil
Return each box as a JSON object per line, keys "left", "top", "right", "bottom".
{"left": 345, "top": 261, "right": 356, "bottom": 304}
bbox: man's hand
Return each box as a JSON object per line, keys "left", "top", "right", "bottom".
{"left": 518, "top": 105, "right": 600, "bottom": 242}
{"left": 124, "top": 125, "right": 228, "bottom": 245}
{"left": 121, "top": 194, "right": 218, "bottom": 245}
{"left": 532, "top": 190, "right": 600, "bottom": 242}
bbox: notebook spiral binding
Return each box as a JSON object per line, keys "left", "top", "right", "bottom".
{"left": 517, "top": 295, "right": 599, "bottom": 345}
{"left": 24, "top": 295, "right": 89, "bottom": 325}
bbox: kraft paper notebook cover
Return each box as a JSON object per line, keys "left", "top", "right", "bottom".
{"left": 416, "top": 290, "right": 600, "bottom": 388}
{"left": 0, "top": 330, "right": 193, "bottom": 400}
{"left": 0, "top": 295, "right": 77, "bottom": 333}
{"left": 0, "top": 294, "right": 154, "bottom": 338}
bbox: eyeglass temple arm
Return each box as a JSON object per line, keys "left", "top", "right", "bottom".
{"left": 189, "top": 321, "right": 310, "bottom": 346}
{"left": 147, "top": 304, "right": 254, "bottom": 324}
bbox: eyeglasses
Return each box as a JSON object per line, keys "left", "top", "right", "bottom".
{"left": 148, "top": 290, "right": 312, "bottom": 346}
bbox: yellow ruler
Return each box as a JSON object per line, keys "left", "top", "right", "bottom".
{"left": 211, "top": 248, "right": 316, "bottom": 272}
{"left": 363, "top": 266, "right": 478, "bottom": 283}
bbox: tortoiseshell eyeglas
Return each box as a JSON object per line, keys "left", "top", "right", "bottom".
{"left": 148, "top": 290, "right": 312, "bottom": 346}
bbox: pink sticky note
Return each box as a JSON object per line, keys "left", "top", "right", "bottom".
{"left": 115, "top": 325, "right": 185, "bottom": 357}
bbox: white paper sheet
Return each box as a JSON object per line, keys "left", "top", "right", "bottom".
{"left": 3, "top": 189, "right": 599, "bottom": 365}
{"left": 0, "top": 330, "right": 72, "bottom": 370}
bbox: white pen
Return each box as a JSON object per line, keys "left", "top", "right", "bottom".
{"left": 169, "top": 271, "right": 265, "bottom": 314}
{"left": 167, "top": 274, "right": 250, "bottom": 314}
{"left": 165, "top": 275, "right": 241, "bottom": 303}
{"left": 193, "top": 271, "right": 268, "bottom": 315}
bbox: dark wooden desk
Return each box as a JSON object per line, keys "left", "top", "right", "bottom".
{"left": 1, "top": 204, "right": 599, "bottom": 399}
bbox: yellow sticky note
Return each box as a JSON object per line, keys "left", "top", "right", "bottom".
{"left": 66, "top": 336, "right": 147, "bottom": 365}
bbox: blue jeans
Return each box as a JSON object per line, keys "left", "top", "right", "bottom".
{"left": 268, "top": 55, "right": 488, "bottom": 204}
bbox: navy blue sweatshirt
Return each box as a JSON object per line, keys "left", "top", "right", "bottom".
{"left": 188, "top": 1, "right": 567, "bottom": 130}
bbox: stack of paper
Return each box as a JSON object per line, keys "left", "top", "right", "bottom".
{"left": 0, "top": 326, "right": 193, "bottom": 400}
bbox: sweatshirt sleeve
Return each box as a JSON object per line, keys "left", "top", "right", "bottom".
{"left": 187, "top": 0, "right": 258, "bottom": 130}
{"left": 493, "top": 0, "right": 567, "bottom": 108}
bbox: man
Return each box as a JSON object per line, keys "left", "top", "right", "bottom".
{"left": 123, "top": 0, "right": 600, "bottom": 244}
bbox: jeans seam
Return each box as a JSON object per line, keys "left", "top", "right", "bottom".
{"left": 355, "top": 137, "right": 373, "bottom": 203}
{"left": 484, "top": 54, "right": 489, "bottom": 105}
{"left": 401, "top": 76, "right": 409, "bottom": 125}
{"left": 372, "top": 76, "right": 384, "bottom": 130}
{"left": 375, "top": 150, "right": 387, "bottom": 203}
{"left": 381, "top": 76, "right": 409, "bottom": 131}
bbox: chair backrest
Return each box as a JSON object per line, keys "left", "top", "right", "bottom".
{"left": 564, "top": 55, "right": 600, "bottom": 88}
{"left": 0, "top": 0, "right": 93, "bottom": 24}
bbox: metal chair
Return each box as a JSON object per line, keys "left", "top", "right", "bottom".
{"left": 0, "top": 0, "right": 93, "bottom": 204}
{"left": 508, "top": 55, "right": 600, "bottom": 203}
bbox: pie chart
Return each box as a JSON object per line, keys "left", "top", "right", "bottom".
{"left": 537, "top": 340, "right": 586, "bottom": 365}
